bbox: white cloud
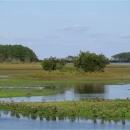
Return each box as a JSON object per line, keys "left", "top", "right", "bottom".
{"left": 61, "top": 25, "right": 89, "bottom": 33}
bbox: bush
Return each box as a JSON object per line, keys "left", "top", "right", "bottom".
{"left": 41, "top": 57, "right": 66, "bottom": 71}
{"left": 73, "top": 51, "right": 109, "bottom": 72}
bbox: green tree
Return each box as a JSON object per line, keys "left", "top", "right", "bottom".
{"left": 65, "top": 55, "right": 74, "bottom": 62}
{"left": 41, "top": 58, "right": 56, "bottom": 71}
{"left": 112, "top": 52, "right": 130, "bottom": 62}
{"left": 0, "top": 44, "right": 38, "bottom": 62}
{"left": 73, "top": 51, "right": 109, "bottom": 72}
{"left": 41, "top": 57, "right": 66, "bottom": 71}
{"left": 56, "top": 58, "right": 66, "bottom": 70}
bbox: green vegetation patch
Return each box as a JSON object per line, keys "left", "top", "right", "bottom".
{"left": 73, "top": 51, "right": 109, "bottom": 72}
{"left": 0, "top": 63, "right": 130, "bottom": 86}
{"left": 0, "top": 87, "right": 59, "bottom": 97}
{"left": 112, "top": 52, "right": 130, "bottom": 62}
{"left": 1, "top": 98, "right": 130, "bottom": 119}
{"left": 0, "top": 44, "right": 38, "bottom": 63}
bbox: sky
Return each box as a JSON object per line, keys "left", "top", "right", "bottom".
{"left": 0, "top": 1, "right": 130, "bottom": 60}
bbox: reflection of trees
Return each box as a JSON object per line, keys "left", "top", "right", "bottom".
{"left": 39, "top": 114, "right": 43, "bottom": 120}
{"left": 16, "top": 113, "right": 20, "bottom": 118}
{"left": 122, "top": 119, "right": 125, "bottom": 125}
{"left": 31, "top": 114, "right": 37, "bottom": 120}
{"left": 11, "top": 111, "right": 16, "bottom": 117}
{"left": 44, "top": 84, "right": 106, "bottom": 95}
{"left": 74, "top": 84, "right": 105, "bottom": 94}
{"left": 51, "top": 116, "right": 56, "bottom": 121}
{"left": 58, "top": 116, "right": 64, "bottom": 121}
{"left": 92, "top": 118, "right": 97, "bottom": 123}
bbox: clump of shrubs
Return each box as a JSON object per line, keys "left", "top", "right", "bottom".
{"left": 41, "top": 57, "right": 66, "bottom": 71}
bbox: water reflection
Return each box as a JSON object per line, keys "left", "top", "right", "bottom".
{"left": 74, "top": 84, "right": 105, "bottom": 94}
{"left": 0, "top": 84, "right": 130, "bottom": 102}
{"left": 0, "top": 110, "right": 130, "bottom": 130}
{"left": 0, "top": 110, "right": 129, "bottom": 126}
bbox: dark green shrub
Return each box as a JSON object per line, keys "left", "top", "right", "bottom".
{"left": 73, "top": 51, "right": 109, "bottom": 72}
{"left": 41, "top": 57, "right": 66, "bottom": 71}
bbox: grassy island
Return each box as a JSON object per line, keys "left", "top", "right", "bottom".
{"left": 0, "top": 98, "right": 130, "bottom": 120}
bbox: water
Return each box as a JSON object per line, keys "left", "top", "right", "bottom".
{"left": 0, "top": 111, "right": 130, "bottom": 129}
{"left": 110, "top": 62, "right": 130, "bottom": 65}
{"left": 0, "top": 75, "right": 8, "bottom": 78}
{"left": 0, "top": 84, "right": 130, "bottom": 102}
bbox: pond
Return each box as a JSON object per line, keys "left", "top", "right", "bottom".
{"left": 0, "top": 84, "right": 130, "bottom": 102}
{"left": 0, "top": 110, "right": 130, "bottom": 129}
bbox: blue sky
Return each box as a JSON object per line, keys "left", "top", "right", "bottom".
{"left": 0, "top": 1, "right": 130, "bottom": 60}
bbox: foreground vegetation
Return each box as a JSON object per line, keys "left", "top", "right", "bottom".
{"left": 0, "top": 98, "right": 130, "bottom": 120}
{"left": 0, "top": 62, "right": 130, "bottom": 87}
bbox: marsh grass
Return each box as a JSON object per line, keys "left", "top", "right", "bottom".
{"left": 1, "top": 98, "right": 130, "bottom": 119}
{"left": 0, "top": 62, "right": 42, "bottom": 69}
{"left": 0, "top": 63, "right": 130, "bottom": 86}
{"left": 0, "top": 88, "right": 59, "bottom": 97}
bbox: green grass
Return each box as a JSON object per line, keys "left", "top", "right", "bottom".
{"left": 1, "top": 98, "right": 130, "bottom": 120}
{"left": 0, "top": 62, "right": 130, "bottom": 87}
{"left": 0, "top": 87, "right": 59, "bottom": 97}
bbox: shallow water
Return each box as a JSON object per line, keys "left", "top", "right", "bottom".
{"left": 0, "top": 84, "right": 130, "bottom": 102}
{"left": 0, "top": 110, "right": 130, "bottom": 129}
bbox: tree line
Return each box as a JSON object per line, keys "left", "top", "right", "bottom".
{"left": 0, "top": 44, "right": 38, "bottom": 62}
{"left": 111, "top": 52, "right": 130, "bottom": 62}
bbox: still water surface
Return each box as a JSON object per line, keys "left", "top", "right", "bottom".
{"left": 0, "top": 84, "right": 130, "bottom": 102}
{"left": 0, "top": 110, "right": 130, "bottom": 129}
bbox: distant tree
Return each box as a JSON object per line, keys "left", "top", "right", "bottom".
{"left": 41, "top": 57, "right": 66, "bottom": 71}
{"left": 0, "top": 44, "right": 38, "bottom": 62}
{"left": 73, "top": 51, "right": 109, "bottom": 72}
{"left": 112, "top": 52, "right": 130, "bottom": 62}
{"left": 65, "top": 55, "right": 74, "bottom": 62}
